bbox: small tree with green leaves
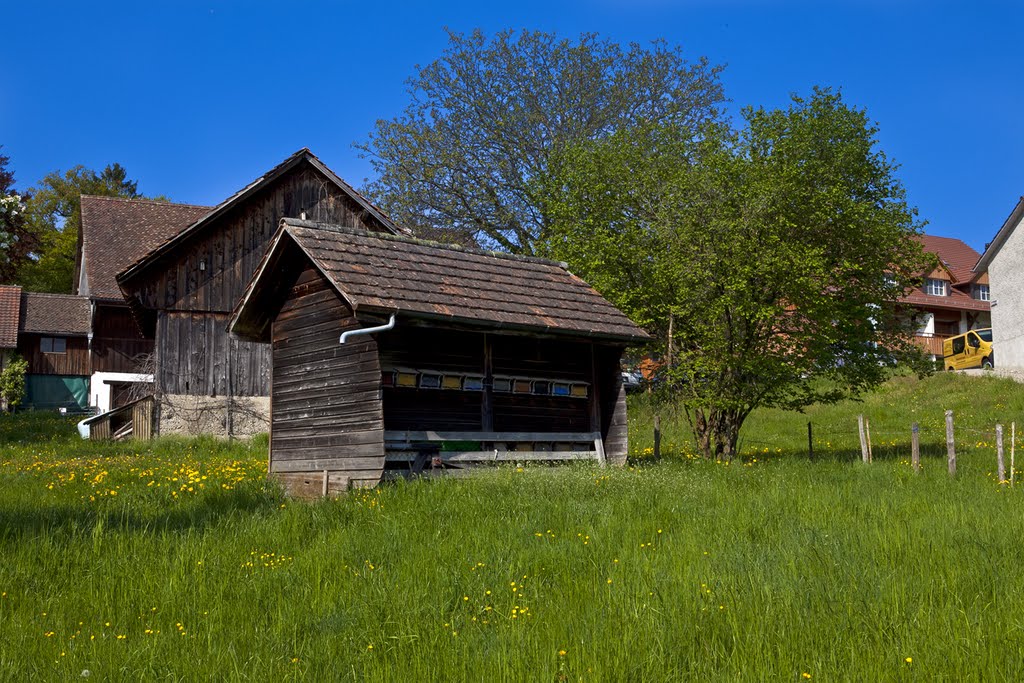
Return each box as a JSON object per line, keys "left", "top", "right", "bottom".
{"left": 0, "top": 354, "right": 28, "bottom": 412}
{"left": 541, "top": 88, "right": 931, "bottom": 459}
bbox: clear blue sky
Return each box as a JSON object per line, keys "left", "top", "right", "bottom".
{"left": 3, "top": 1, "right": 1021, "bottom": 252}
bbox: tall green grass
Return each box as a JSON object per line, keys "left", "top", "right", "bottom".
{"left": 2, "top": 373, "right": 1024, "bottom": 680}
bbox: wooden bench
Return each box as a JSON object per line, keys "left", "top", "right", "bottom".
{"left": 383, "top": 430, "right": 606, "bottom": 469}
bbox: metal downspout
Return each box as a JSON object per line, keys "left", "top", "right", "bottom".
{"left": 339, "top": 313, "right": 396, "bottom": 344}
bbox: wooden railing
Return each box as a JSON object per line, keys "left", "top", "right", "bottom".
{"left": 912, "top": 334, "right": 948, "bottom": 357}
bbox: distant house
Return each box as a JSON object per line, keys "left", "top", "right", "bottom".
{"left": 17, "top": 292, "right": 91, "bottom": 410}
{"left": 77, "top": 196, "right": 211, "bottom": 411}
{"left": 974, "top": 197, "right": 1024, "bottom": 369}
{"left": 115, "top": 148, "right": 405, "bottom": 436}
{"left": 229, "top": 219, "right": 648, "bottom": 494}
{"left": 902, "top": 234, "right": 991, "bottom": 359}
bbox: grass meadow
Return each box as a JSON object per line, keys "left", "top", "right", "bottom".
{"left": 3, "top": 372, "right": 1024, "bottom": 680}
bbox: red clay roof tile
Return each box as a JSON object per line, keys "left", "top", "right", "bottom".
{"left": 0, "top": 285, "right": 22, "bottom": 348}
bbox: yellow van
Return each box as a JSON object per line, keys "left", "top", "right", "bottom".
{"left": 943, "top": 328, "right": 994, "bottom": 371}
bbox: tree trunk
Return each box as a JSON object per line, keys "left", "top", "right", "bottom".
{"left": 691, "top": 406, "right": 744, "bottom": 461}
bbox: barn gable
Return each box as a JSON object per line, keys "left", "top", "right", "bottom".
{"left": 111, "top": 149, "right": 402, "bottom": 408}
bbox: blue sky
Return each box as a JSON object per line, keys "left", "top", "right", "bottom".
{"left": 2, "top": 1, "right": 1021, "bottom": 252}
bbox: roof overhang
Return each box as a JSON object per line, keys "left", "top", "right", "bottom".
{"left": 230, "top": 221, "right": 650, "bottom": 347}
{"left": 975, "top": 196, "right": 1024, "bottom": 273}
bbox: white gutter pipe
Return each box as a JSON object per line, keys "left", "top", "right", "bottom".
{"left": 340, "top": 313, "right": 396, "bottom": 344}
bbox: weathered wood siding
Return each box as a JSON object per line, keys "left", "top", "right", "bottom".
{"left": 91, "top": 304, "right": 154, "bottom": 374}
{"left": 127, "top": 164, "right": 394, "bottom": 399}
{"left": 270, "top": 266, "right": 384, "bottom": 488}
{"left": 18, "top": 334, "right": 90, "bottom": 376}
{"left": 134, "top": 167, "right": 391, "bottom": 314}
{"left": 595, "top": 345, "right": 628, "bottom": 465}
{"left": 155, "top": 312, "right": 270, "bottom": 396}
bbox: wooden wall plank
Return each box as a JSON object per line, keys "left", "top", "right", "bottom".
{"left": 269, "top": 263, "right": 385, "bottom": 486}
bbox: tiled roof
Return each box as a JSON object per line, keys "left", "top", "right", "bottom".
{"left": 233, "top": 219, "right": 649, "bottom": 344}
{"left": 19, "top": 292, "right": 90, "bottom": 335}
{"left": 918, "top": 234, "right": 984, "bottom": 283}
{"left": 0, "top": 285, "right": 21, "bottom": 348}
{"left": 79, "top": 196, "right": 211, "bottom": 300}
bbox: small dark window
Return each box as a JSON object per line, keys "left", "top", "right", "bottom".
{"left": 40, "top": 337, "right": 67, "bottom": 354}
{"left": 952, "top": 336, "right": 966, "bottom": 355}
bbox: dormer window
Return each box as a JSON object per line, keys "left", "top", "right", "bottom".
{"left": 974, "top": 284, "right": 990, "bottom": 301}
{"left": 925, "top": 278, "right": 947, "bottom": 297}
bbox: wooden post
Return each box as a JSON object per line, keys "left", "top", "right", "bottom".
{"left": 865, "top": 418, "right": 873, "bottom": 463}
{"left": 225, "top": 339, "right": 234, "bottom": 441}
{"left": 858, "top": 415, "right": 869, "bottom": 463}
{"left": 807, "top": 421, "right": 813, "bottom": 460}
{"left": 911, "top": 423, "right": 920, "bottom": 473}
{"left": 653, "top": 414, "right": 661, "bottom": 461}
{"left": 945, "top": 410, "right": 956, "bottom": 477}
{"left": 666, "top": 311, "right": 674, "bottom": 374}
{"left": 1012, "top": 422, "right": 1017, "bottom": 487}
{"left": 481, "top": 334, "right": 493, "bottom": 431}
{"left": 997, "top": 424, "right": 1006, "bottom": 484}
{"left": 588, "top": 344, "right": 607, "bottom": 467}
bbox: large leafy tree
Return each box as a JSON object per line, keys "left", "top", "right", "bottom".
{"left": 358, "top": 28, "right": 725, "bottom": 254}
{"left": 541, "top": 88, "right": 930, "bottom": 459}
{"left": 18, "top": 163, "right": 141, "bottom": 293}
{"left": 0, "top": 148, "right": 36, "bottom": 284}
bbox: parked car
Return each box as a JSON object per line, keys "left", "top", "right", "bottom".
{"left": 621, "top": 370, "right": 643, "bottom": 393}
{"left": 943, "top": 328, "right": 994, "bottom": 371}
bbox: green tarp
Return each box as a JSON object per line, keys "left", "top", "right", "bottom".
{"left": 23, "top": 375, "right": 89, "bottom": 411}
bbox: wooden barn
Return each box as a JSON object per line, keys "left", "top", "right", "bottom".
{"left": 229, "top": 219, "right": 649, "bottom": 495}
{"left": 115, "top": 148, "right": 405, "bottom": 436}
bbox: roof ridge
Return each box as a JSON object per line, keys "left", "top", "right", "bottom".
{"left": 20, "top": 291, "right": 89, "bottom": 299}
{"left": 283, "top": 218, "right": 569, "bottom": 269}
{"left": 80, "top": 195, "right": 214, "bottom": 210}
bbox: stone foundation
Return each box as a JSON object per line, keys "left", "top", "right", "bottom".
{"left": 157, "top": 394, "right": 270, "bottom": 438}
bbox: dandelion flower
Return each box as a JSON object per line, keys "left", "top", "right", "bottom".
{"left": 905, "top": 657, "right": 912, "bottom": 664}
{"left": 559, "top": 650, "right": 567, "bottom": 656}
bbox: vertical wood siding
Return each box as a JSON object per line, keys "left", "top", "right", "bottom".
{"left": 156, "top": 312, "right": 270, "bottom": 396}
{"left": 129, "top": 165, "right": 394, "bottom": 399}
{"left": 18, "top": 334, "right": 90, "bottom": 376}
{"left": 92, "top": 304, "right": 154, "bottom": 374}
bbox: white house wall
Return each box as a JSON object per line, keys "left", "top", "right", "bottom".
{"left": 989, "top": 211, "right": 1024, "bottom": 369}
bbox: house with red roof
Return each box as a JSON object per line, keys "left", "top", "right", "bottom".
{"left": 903, "top": 234, "right": 990, "bottom": 358}
{"left": 77, "top": 195, "right": 211, "bottom": 410}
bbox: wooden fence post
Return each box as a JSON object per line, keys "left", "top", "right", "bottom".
{"left": 945, "top": 410, "right": 956, "bottom": 477}
{"left": 807, "top": 421, "right": 813, "bottom": 460}
{"left": 858, "top": 415, "right": 869, "bottom": 463}
{"left": 911, "top": 422, "right": 920, "bottom": 473}
{"left": 997, "top": 424, "right": 1006, "bottom": 484}
{"left": 653, "top": 415, "right": 661, "bottom": 461}
{"left": 865, "top": 418, "right": 874, "bottom": 463}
